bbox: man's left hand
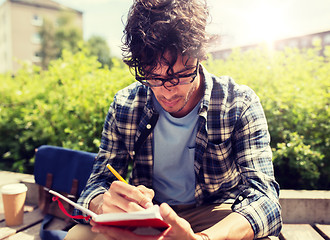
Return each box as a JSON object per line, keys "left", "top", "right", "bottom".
{"left": 90, "top": 203, "right": 201, "bottom": 240}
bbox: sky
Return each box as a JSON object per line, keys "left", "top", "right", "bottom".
{"left": 2, "top": 0, "right": 330, "bottom": 57}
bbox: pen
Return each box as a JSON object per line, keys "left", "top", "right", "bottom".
{"left": 106, "top": 163, "right": 128, "bottom": 184}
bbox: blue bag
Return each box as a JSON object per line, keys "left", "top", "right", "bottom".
{"left": 34, "top": 145, "right": 97, "bottom": 240}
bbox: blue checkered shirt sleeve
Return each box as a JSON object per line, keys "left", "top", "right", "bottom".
{"left": 229, "top": 86, "right": 282, "bottom": 238}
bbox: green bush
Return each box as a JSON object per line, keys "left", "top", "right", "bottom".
{"left": 0, "top": 45, "right": 329, "bottom": 189}
{"left": 206, "top": 44, "right": 329, "bottom": 189}
{"left": 0, "top": 49, "right": 134, "bottom": 173}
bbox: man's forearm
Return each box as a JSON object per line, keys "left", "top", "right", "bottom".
{"left": 203, "top": 212, "right": 254, "bottom": 240}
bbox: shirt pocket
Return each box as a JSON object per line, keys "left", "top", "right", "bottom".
{"left": 202, "top": 137, "right": 240, "bottom": 191}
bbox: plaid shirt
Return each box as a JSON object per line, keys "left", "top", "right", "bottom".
{"left": 75, "top": 65, "right": 282, "bottom": 238}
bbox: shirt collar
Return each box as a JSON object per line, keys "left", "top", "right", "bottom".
{"left": 198, "top": 64, "right": 213, "bottom": 115}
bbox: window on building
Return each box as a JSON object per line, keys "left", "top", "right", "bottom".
{"left": 33, "top": 51, "right": 41, "bottom": 62}
{"left": 324, "top": 33, "right": 330, "bottom": 45}
{"left": 31, "top": 32, "right": 42, "bottom": 44}
{"left": 287, "top": 39, "right": 299, "bottom": 48}
{"left": 300, "top": 37, "right": 310, "bottom": 48}
{"left": 32, "top": 14, "right": 43, "bottom": 26}
{"left": 312, "top": 36, "right": 322, "bottom": 46}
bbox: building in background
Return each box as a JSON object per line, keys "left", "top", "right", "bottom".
{"left": 211, "top": 30, "right": 330, "bottom": 60}
{"left": 0, "top": 0, "right": 82, "bottom": 73}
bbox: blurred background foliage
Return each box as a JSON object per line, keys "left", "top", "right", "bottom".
{"left": 206, "top": 44, "right": 329, "bottom": 190}
{"left": 39, "top": 10, "right": 112, "bottom": 70}
{"left": 0, "top": 44, "right": 329, "bottom": 190}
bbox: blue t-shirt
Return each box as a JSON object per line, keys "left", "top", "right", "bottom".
{"left": 152, "top": 96, "right": 200, "bottom": 205}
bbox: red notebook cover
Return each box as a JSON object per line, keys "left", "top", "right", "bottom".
{"left": 96, "top": 218, "right": 169, "bottom": 229}
{"left": 49, "top": 189, "right": 169, "bottom": 231}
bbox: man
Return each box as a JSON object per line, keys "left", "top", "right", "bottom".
{"left": 66, "top": 0, "right": 282, "bottom": 239}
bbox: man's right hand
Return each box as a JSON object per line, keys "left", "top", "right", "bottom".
{"left": 89, "top": 181, "right": 154, "bottom": 215}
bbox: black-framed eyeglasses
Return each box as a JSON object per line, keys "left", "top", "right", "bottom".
{"left": 135, "top": 60, "right": 199, "bottom": 88}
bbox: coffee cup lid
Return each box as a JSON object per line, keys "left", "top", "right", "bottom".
{"left": 1, "top": 183, "right": 28, "bottom": 195}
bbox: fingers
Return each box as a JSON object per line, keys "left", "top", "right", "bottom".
{"left": 159, "top": 203, "right": 195, "bottom": 239}
{"left": 136, "top": 185, "right": 154, "bottom": 208}
{"left": 136, "top": 185, "right": 155, "bottom": 200}
{"left": 102, "top": 181, "right": 154, "bottom": 213}
{"left": 159, "top": 203, "right": 180, "bottom": 227}
{"left": 102, "top": 191, "right": 126, "bottom": 213}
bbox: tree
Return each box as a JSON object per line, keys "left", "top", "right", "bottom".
{"left": 39, "top": 10, "right": 83, "bottom": 69}
{"left": 86, "top": 36, "right": 113, "bottom": 68}
{"left": 40, "top": 18, "right": 58, "bottom": 69}
{"left": 54, "top": 11, "right": 83, "bottom": 56}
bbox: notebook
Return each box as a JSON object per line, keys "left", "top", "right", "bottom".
{"left": 49, "top": 189, "right": 169, "bottom": 231}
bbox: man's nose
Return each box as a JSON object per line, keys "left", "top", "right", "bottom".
{"left": 160, "top": 84, "right": 176, "bottom": 97}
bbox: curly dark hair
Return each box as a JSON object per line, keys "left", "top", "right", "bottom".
{"left": 122, "top": 0, "right": 212, "bottom": 77}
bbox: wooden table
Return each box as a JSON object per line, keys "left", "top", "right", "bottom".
{"left": 0, "top": 171, "right": 72, "bottom": 239}
{"left": 1, "top": 204, "right": 43, "bottom": 240}
{"left": 2, "top": 209, "right": 329, "bottom": 240}
{"left": 0, "top": 171, "right": 329, "bottom": 240}
{"left": 0, "top": 204, "right": 74, "bottom": 240}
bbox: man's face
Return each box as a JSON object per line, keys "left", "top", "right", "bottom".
{"left": 149, "top": 54, "right": 203, "bottom": 118}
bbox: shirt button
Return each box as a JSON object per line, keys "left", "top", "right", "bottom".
{"left": 146, "top": 124, "right": 152, "bottom": 129}
{"left": 238, "top": 196, "right": 244, "bottom": 201}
